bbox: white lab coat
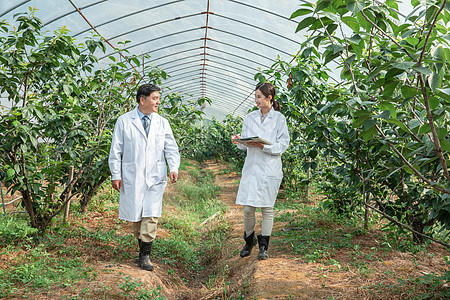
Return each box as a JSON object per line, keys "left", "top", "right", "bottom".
{"left": 109, "top": 107, "right": 180, "bottom": 221}
{"left": 235, "top": 109, "right": 290, "bottom": 207}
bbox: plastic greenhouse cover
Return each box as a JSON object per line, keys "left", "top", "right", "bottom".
{"left": 1, "top": 0, "right": 413, "bottom": 120}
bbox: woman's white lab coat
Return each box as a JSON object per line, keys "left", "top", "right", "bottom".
{"left": 235, "top": 109, "right": 290, "bottom": 207}
{"left": 109, "top": 108, "right": 180, "bottom": 221}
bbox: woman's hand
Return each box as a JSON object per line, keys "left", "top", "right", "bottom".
{"left": 231, "top": 134, "right": 241, "bottom": 144}
{"left": 247, "top": 142, "right": 264, "bottom": 150}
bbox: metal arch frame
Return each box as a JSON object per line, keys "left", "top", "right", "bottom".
{"left": 228, "top": 0, "right": 311, "bottom": 23}
{"left": 211, "top": 13, "right": 301, "bottom": 46}
{"left": 199, "top": 80, "right": 254, "bottom": 96}
{"left": 163, "top": 77, "right": 202, "bottom": 90}
{"left": 100, "top": 33, "right": 280, "bottom": 67}
{"left": 99, "top": 12, "right": 203, "bottom": 42}
{"left": 179, "top": 92, "right": 235, "bottom": 107}
{"left": 201, "top": 70, "right": 256, "bottom": 87}
{"left": 202, "top": 88, "right": 248, "bottom": 104}
{"left": 71, "top": 0, "right": 187, "bottom": 37}
{"left": 201, "top": 60, "right": 255, "bottom": 77}
{"left": 157, "top": 54, "right": 203, "bottom": 70}
{"left": 164, "top": 65, "right": 253, "bottom": 84}
{"left": 44, "top": 0, "right": 107, "bottom": 26}
{"left": 164, "top": 61, "right": 207, "bottom": 75}
{"left": 174, "top": 82, "right": 246, "bottom": 100}
{"left": 0, "top": 0, "right": 31, "bottom": 18}
{"left": 169, "top": 80, "right": 247, "bottom": 98}
{"left": 164, "top": 65, "right": 255, "bottom": 84}
{"left": 207, "top": 36, "right": 285, "bottom": 60}
{"left": 206, "top": 47, "right": 272, "bottom": 69}
{"left": 207, "top": 54, "right": 257, "bottom": 73}
{"left": 98, "top": 38, "right": 202, "bottom": 61}
{"left": 163, "top": 70, "right": 206, "bottom": 85}
{"left": 175, "top": 84, "right": 244, "bottom": 100}
{"left": 98, "top": 27, "right": 204, "bottom": 60}
{"left": 164, "top": 65, "right": 202, "bottom": 77}
{"left": 160, "top": 54, "right": 257, "bottom": 76}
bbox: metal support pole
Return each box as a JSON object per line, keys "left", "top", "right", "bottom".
{"left": 1, "top": 180, "right": 5, "bottom": 214}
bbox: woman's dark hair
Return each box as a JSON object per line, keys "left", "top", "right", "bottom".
{"left": 136, "top": 83, "right": 161, "bottom": 103}
{"left": 255, "top": 82, "right": 280, "bottom": 111}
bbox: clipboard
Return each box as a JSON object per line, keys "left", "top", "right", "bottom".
{"left": 234, "top": 136, "right": 272, "bottom": 146}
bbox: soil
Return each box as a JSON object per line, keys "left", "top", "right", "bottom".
{"left": 2, "top": 160, "right": 449, "bottom": 299}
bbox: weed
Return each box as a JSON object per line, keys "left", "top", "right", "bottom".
{"left": 119, "top": 276, "right": 166, "bottom": 300}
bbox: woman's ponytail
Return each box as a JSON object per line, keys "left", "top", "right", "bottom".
{"left": 272, "top": 100, "right": 280, "bottom": 111}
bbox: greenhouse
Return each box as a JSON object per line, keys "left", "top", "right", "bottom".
{"left": 0, "top": 0, "right": 449, "bottom": 299}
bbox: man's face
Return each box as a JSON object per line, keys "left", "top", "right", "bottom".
{"left": 141, "top": 91, "right": 160, "bottom": 113}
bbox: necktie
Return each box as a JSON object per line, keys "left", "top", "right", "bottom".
{"left": 142, "top": 115, "right": 150, "bottom": 135}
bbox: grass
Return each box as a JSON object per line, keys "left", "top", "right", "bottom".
{"left": 0, "top": 159, "right": 230, "bottom": 298}
{"left": 274, "top": 186, "right": 450, "bottom": 299}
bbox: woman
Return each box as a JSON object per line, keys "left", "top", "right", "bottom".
{"left": 231, "top": 82, "right": 290, "bottom": 260}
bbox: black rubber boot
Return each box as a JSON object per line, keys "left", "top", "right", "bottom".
{"left": 257, "top": 235, "right": 270, "bottom": 260}
{"left": 240, "top": 231, "right": 257, "bottom": 258}
{"left": 139, "top": 241, "right": 154, "bottom": 271}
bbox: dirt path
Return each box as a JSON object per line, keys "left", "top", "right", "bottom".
{"left": 203, "top": 160, "right": 338, "bottom": 299}
{"left": 202, "top": 160, "right": 449, "bottom": 300}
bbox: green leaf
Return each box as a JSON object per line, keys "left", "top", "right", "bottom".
{"left": 388, "top": 119, "right": 410, "bottom": 133}
{"left": 428, "top": 96, "right": 440, "bottom": 110}
{"left": 295, "top": 17, "right": 316, "bottom": 32}
{"left": 347, "top": 1, "right": 366, "bottom": 14}
{"left": 438, "top": 128, "right": 448, "bottom": 139}
{"left": 378, "top": 102, "right": 397, "bottom": 119}
{"left": 290, "top": 8, "right": 313, "bottom": 19}
{"left": 342, "top": 16, "right": 360, "bottom": 32}
{"left": 363, "top": 118, "right": 376, "bottom": 130}
{"left": 394, "top": 23, "right": 411, "bottom": 36}
{"left": 406, "top": 36, "right": 419, "bottom": 45}
{"left": 401, "top": 85, "right": 418, "bottom": 99}
{"left": 63, "top": 84, "right": 72, "bottom": 96}
{"left": 418, "top": 123, "right": 431, "bottom": 135}
{"left": 392, "top": 61, "right": 415, "bottom": 70}
{"left": 439, "top": 137, "right": 450, "bottom": 152}
{"left": 375, "top": 110, "right": 391, "bottom": 120}
{"left": 385, "top": 68, "right": 404, "bottom": 79}
{"left": 6, "top": 168, "right": 15, "bottom": 180}
{"left": 383, "top": 81, "right": 399, "bottom": 97}
{"left": 414, "top": 67, "right": 432, "bottom": 76}
{"left": 402, "top": 164, "right": 414, "bottom": 174}
{"left": 428, "top": 72, "right": 441, "bottom": 92}
{"left": 362, "top": 126, "right": 378, "bottom": 141}
{"left": 347, "top": 34, "right": 362, "bottom": 44}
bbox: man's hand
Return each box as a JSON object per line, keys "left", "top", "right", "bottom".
{"left": 169, "top": 172, "right": 178, "bottom": 183}
{"left": 112, "top": 179, "right": 122, "bottom": 192}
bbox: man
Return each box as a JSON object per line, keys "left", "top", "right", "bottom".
{"left": 109, "top": 83, "right": 180, "bottom": 271}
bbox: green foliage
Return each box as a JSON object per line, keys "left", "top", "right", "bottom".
{"left": 275, "top": 207, "right": 357, "bottom": 262}
{"left": 119, "top": 276, "right": 166, "bottom": 300}
{"left": 0, "top": 214, "right": 38, "bottom": 245}
{"left": 262, "top": 0, "right": 450, "bottom": 244}
{"left": 0, "top": 9, "right": 206, "bottom": 232}
{"left": 181, "top": 115, "right": 246, "bottom": 168}
{"left": 0, "top": 244, "right": 94, "bottom": 298}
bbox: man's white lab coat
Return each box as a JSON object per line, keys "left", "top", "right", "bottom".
{"left": 235, "top": 109, "right": 290, "bottom": 207}
{"left": 109, "top": 107, "right": 180, "bottom": 221}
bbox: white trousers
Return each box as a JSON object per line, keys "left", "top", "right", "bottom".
{"left": 243, "top": 205, "right": 274, "bottom": 236}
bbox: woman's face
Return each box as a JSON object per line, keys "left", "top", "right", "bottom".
{"left": 255, "top": 89, "right": 271, "bottom": 111}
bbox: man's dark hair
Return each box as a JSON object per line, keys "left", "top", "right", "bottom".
{"left": 136, "top": 84, "right": 161, "bottom": 103}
